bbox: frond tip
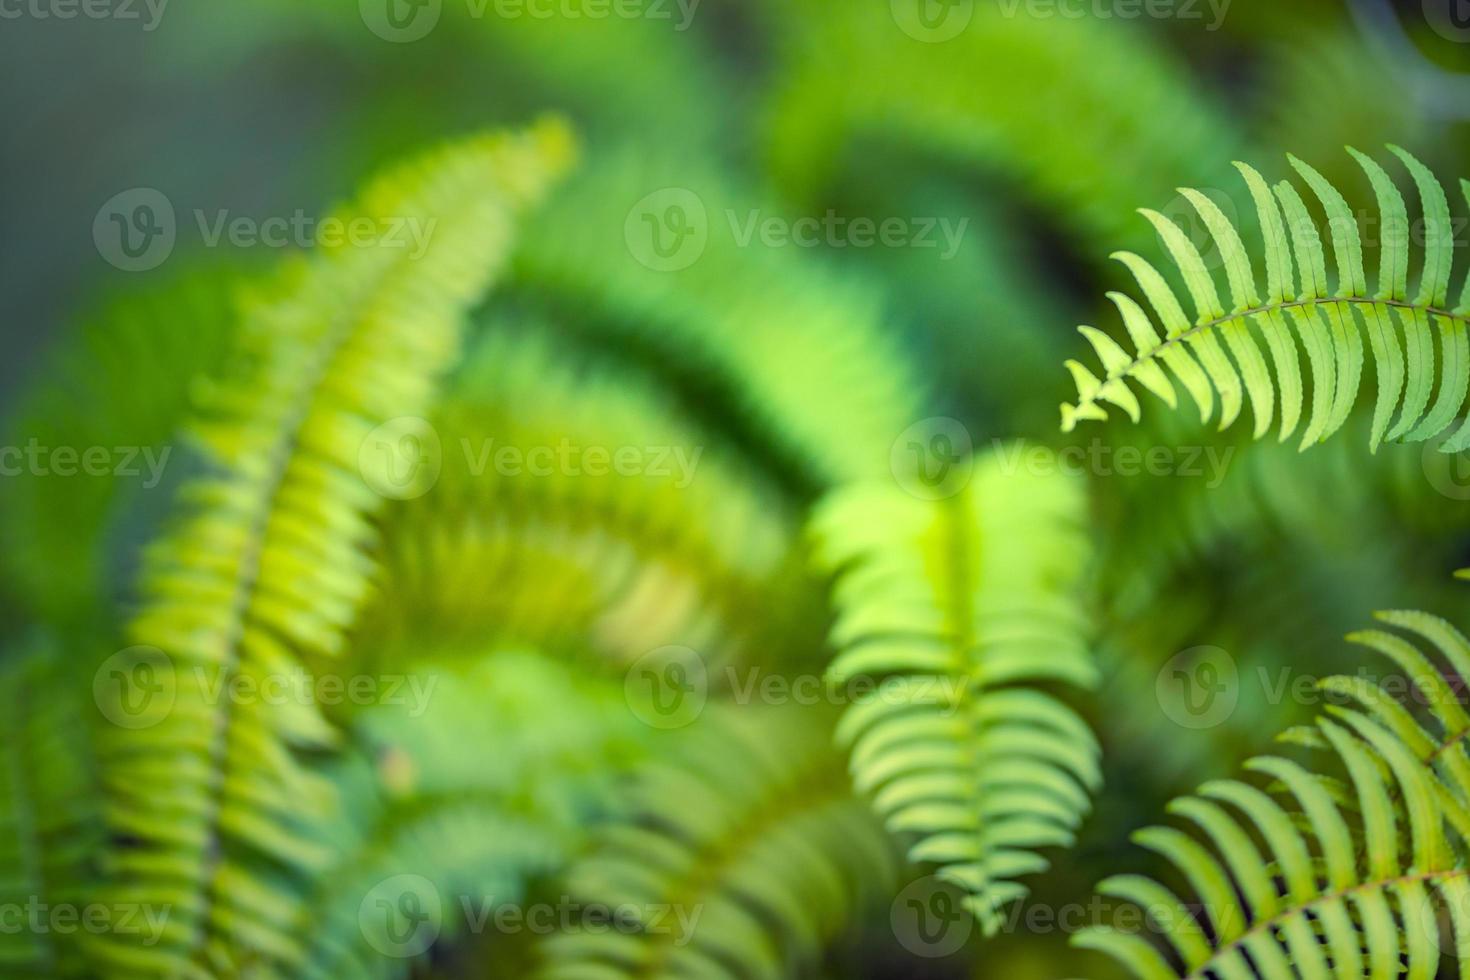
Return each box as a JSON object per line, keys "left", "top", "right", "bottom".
{"left": 811, "top": 445, "right": 1096, "bottom": 936}
{"left": 1061, "top": 146, "right": 1470, "bottom": 454}
{"left": 1076, "top": 608, "right": 1470, "bottom": 978}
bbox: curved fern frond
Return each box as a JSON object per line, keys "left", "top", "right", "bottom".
{"left": 1077, "top": 607, "right": 1470, "bottom": 978}
{"left": 507, "top": 147, "right": 926, "bottom": 491}
{"left": 811, "top": 445, "right": 1097, "bottom": 935}
{"left": 535, "top": 704, "right": 899, "bottom": 980}
{"left": 1062, "top": 145, "right": 1470, "bottom": 454}
{"left": 91, "top": 120, "right": 575, "bottom": 978}
{"left": 0, "top": 643, "right": 101, "bottom": 978}
{"left": 358, "top": 315, "right": 827, "bottom": 677}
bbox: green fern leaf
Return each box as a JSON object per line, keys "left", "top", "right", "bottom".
{"left": 535, "top": 704, "right": 898, "bottom": 980}
{"left": 1077, "top": 608, "right": 1470, "bottom": 978}
{"left": 1061, "top": 146, "right": 1470, "bottom": 453}
{"left": 811, "top": 445, "right": 1097, "bottom": 935}
{"left": 89, "top": 119, "right": 575, "bottom": 977}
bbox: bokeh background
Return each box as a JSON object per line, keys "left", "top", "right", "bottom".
{"left": 8, "top": 0, "right": 1470, "bottom": 977}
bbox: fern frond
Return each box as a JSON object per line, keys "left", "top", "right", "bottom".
{"left": 90, "top": 120, "right": 575, "bottom": 978}
{"left": 535, "top": 704, "right": 899, "bottom": 980}
{"left": 1077, "top": 608, "right": 1470, "bottom": 978}
{"left": 0, "top": 644, "right": 101, "bottom": 978}
{"left": 295, "top": 650, "right": 645, "bottom": 978}
{"left": 1062, "top": 145, "right": 1470, "bottom": 453}
{"left": 358, "top": 316, "right": 827, "bottom": 676}
{"left": 763, "top": 0, "right": 1241, "bottom": 252}
{"left": 811, "top": 445, "right": 1097, "bottom": 935}
{"left": 507, "top": 147, "right": 926, "bottom": 491}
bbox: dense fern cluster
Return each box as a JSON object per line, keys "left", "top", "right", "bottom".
{"left": 10, "top": 3, "right": 1470, "bottom": 979}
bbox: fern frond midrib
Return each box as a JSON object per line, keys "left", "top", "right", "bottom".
{"left": 1083, "top": 294, "right": 1470, "bottom": 416}
{"left": 1181, "top": 866, "right": 1470, "bottom": 980}
{"left": 187, "top": 296, "right": 360, "bottom": 963}
{"left": 628, "top": 763, "right": 849, "bottom": 980}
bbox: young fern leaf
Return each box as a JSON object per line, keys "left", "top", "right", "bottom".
{"left": 91, "top": 120, "right": 574, "bottom": 978}
{"left": 1076, "top": 608, "right": 1470, "bottom": 978}
{"left": 811, "top": 446, "right": 1097, "bottom": 936}
{"left": 1062, "top": 146, "right": 1470, "bottom": 453}
{"left": 536, "top": 704, "right": 898, "bottom": 980}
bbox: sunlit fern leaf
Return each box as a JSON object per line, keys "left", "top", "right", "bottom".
{"left": 0, "top": 264, "right": 239, "bottom": 626}
{"left": 506, "top": 146, "right": 926, "bottom": 492}
{"left": 1062, "top": 146, "right": 1470, "bottom": 454}
{"left": 295, "top": 651, "right": 646, "bottom": 978}
{"left": 535, "top": 704, "right": 899, "bottom": 980}
{"left": 0, "top": 643, "right": 102, "bottom": 978}
{"left": 811, "top": 445, "right": 1097, "bottom": 936}
{"left": 89, "top": 119, "right": 575, "bottom": 979}
{"left": 1076, "top": 606, "right": 1470, "bottom": 979}
{"left": 357, "top": 316, "right": 827, "bottom": 678}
